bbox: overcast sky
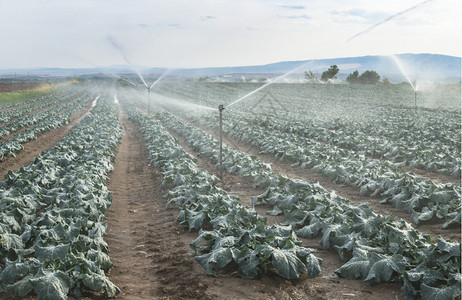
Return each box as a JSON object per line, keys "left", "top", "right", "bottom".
{"left": 0, "top": 0, "right": 460, "bottom": 69}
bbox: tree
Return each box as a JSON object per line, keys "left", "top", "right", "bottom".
{"left": 321, "top": 65, "right": 339, "bottom": 82}
{"left": 346, "top": 70, "right": 359, "bottom": 83}
{"left": 358, "top": 70, "right": 380, "bottom": 84}
{"left": 346, "top": 70, "right": 381, "bottom": 85}
{"left": 304, "top": 70, "right": 317, "bottom": 81}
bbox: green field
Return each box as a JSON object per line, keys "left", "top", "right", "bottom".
{"left": 0, "top": 81, "right": 77, "bottom": 105}
{"left": 1, "top": 80, "right": 460, "bottom": 299}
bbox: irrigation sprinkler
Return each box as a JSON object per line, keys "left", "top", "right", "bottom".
{"left": 218, "top": 104, "right": 226, "bottom": 181}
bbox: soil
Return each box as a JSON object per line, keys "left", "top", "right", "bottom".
{"left": 0, "top": 82, "right": 43, "bottom": 93}
{"left": 0, "top": 87, "right": 459, "bottom": 299}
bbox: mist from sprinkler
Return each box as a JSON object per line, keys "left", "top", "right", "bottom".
{"left": 391, "top": 55, "right": 417, "bottom": 91}
{"left": 153, "top": 92, "right": 217, "bottom": 112}
{"left": 105, "top": 35, "right": 214, "bottom": 114}
{"left": 109, "top": 73, "right": 140, "bottom": 87}
{"left": 390, "top": 55, "right": 419, "bottom": 110}
{"left": 226, "top": 61, "right": 313, "bottom": 109}
{"left": 106, "top": 35, "right": 149, "bottom": 87}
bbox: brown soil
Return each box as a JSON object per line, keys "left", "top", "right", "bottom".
{"left": 405, "top": 165, "right": 461, "bottom": 185}
{"left": 104, "top": 106, "right": 212, "bottom": 299}
{"left": 0, "top": 82, "right": 43, "bottom": 93}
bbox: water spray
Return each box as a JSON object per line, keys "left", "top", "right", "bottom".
{"left": 345, "top": 0, "right": 434, "bottom": 43}
{"left": 226, "top": 61, "right": 313, "bottom": 109}
{"left": 390, "top": 55, "right": 419, "bottom": 110}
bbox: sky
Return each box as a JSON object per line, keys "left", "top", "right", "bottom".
{"left": 0, "top": 0, "right": 460, "bottom": 69}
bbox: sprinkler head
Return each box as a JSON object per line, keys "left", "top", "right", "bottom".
{"left": 218, "top": 104, "right": 225, "bottom": 112}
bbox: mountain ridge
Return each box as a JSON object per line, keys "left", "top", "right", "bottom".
{"left": 1, "top": 53, "right": 460, "bottom": 83}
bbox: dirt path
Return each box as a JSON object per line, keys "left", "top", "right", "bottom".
{"left": 104, "top": 106, "right": 214, "bottom": 299}
{"left": 104, "top": 107, "right": 159, "bottom": 299}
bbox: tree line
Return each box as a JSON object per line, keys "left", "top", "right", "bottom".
{"left": 305, "top": 65, "right": 387, "bottom": 84}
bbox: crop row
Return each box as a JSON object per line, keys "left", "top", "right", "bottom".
{"left": 0, "top": 92, "right": 94, "bottom": 160}
{"left": 0, "top": 87, "right": 80, "bottom": 124}
{"left": 233, "top": 110, "right": 461, "bottom": 178}
{"left": 190, "top": 112, "right": 460, "bottom": 229}
{"left": 0, "top": 88, "right": 84, "bottom": 139}
{"left": 0, "top": 86, "right": 74, "bottom": 111}
{"left": 148, "top": 81, "right": 460, "bottom": 178}
{"left": 147, "top": 107, "right": 460, "bottom": 299}
{"left": 132, "top": 85, "right": 461, "bottom": 229}
{"left": 0, "top": 92, "right": 121, "bottom": 299}
{"left": 125, "top": 104, "right": 323, "bottom": 280}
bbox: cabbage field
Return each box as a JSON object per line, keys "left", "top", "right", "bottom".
{"left": 0, "top": 80, "right": 460, "bottom": 299}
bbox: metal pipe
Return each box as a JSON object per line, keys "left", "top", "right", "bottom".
{"left": 218, "top": 104, "right": 225, "bottom": 181}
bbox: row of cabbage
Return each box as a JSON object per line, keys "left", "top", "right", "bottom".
{"left": 125, "top": 104, "right": 323, "bottom": 280}
{"left": 147, "top": 107, "right": 460, "bottom": 300}
{"left": 150, "top": 81, "right": 461, "bottom": 178}
{"left": 149, "top": 80, "right": 461, "bottom": 116}
{"left": 0, "top": 88, "right": 84, "bottom": 139}
{"left": 232, "top": 109, "right": 461, "bottom": 179}
{"left": 132, "top": 84, "right": 460, "bottom": 228}
{"left": 0, "top": 87, "right": 77, "bottom": 123}
{"left": 0, "top": 91, "right": 94, "bottom": 161}
{"left": 0, "top": 93, "right": 121, "bottom": 299}
{"left": 190, "top": 111, "right": 460, "bottom": 229}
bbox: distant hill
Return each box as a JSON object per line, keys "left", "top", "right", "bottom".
{"left": 163, "top": 53, "right": 461, "bottom": 83}
{"left": 1, "top": 53, "right": 460, "bottom": 83}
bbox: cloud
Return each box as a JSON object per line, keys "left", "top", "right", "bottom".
{"left": 0, "top": 0, "right": 459, "bottom": 69}
{"left": 278, "top": 14, "right": 311, "bottom": 20}
{"left": 278, "top": 5, "right": 306, "bottom": 10}
{"left": 330, "top": 8, "right": 389, "bottom": 24}
{"left": 200, "top": 15, "right": 217, "bottom": 21}
{"left": 167, "top": 23, "right": 188, "bottom": 29}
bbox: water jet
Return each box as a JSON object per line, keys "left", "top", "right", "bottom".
{"left": 391, "top": 55, "right": 418, "bottom": 110}
{"left": 226, "top": 61, "right": 313, "bottom": 109}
